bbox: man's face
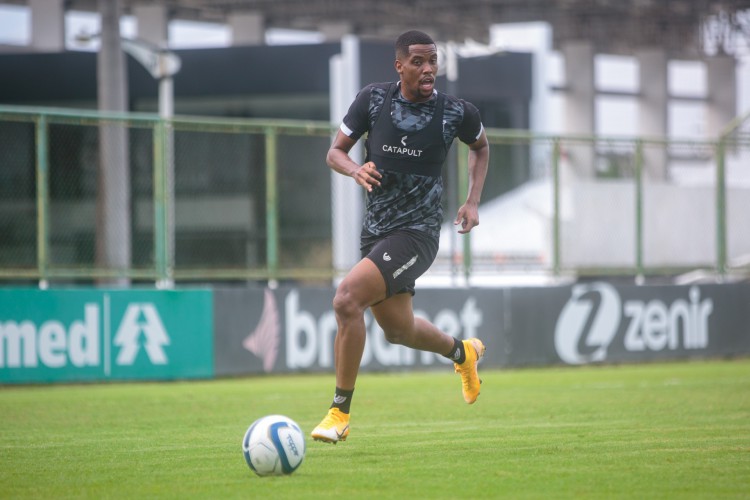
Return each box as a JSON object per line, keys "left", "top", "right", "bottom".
{"left": 395, "top": 43, "right": 438, "bottom": 103}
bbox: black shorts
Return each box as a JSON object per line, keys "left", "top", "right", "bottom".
{"left": 361, "top": 228, "right": 439, "bottom": 297}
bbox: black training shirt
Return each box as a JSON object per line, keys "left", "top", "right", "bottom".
{"left": 340, "top": 81, "right": 484, "bottom": 240}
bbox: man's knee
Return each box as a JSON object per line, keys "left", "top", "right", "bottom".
{"left": 332, "top": 286, "right": 365, "bottom": 320}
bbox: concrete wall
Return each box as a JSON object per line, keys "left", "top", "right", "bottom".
{"left": 561, "top": 180, "right": 750, "bottom": 268}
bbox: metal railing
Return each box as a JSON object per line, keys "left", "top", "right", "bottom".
{"left": 0, "top": 104, "right": 748, "bottom": 285}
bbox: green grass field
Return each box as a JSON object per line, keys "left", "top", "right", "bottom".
{"left": 2, "top": 360, "right": 749, "bottom": 499}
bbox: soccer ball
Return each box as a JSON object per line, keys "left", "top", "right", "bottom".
{"left": 242, "top": 415, "right": 306, "bottom": 476}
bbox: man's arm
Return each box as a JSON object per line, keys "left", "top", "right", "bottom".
{"left": 454, "top": 129, "right": 489, "bottom": 234}
{"left": 326, "top": 130, "right": 382, "bottom": 192}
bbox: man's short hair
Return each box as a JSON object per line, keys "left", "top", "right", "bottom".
{"left": 395, "top": 30, "right": 435, "bottom": 57}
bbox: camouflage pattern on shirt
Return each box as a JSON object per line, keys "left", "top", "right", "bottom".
{"left": 343, "top": 82, "right": 482, "bottom": 239}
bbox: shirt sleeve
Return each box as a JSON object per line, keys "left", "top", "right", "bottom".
{"left": 340, "top": 85, "right": 373, "bottom": 141}
{"left": 456, "top": 100, "right": 484, "bottom": 145}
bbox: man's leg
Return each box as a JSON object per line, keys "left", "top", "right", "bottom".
{"left": 370, "top": 292, "right": 454, "bottom": 354}
{"left": 311, "top": 257, "right": 386, "bottom": 444}
{"left": 332, "top": 258, "right": 386, "bottom": 389}
{"left": 371, "top": 293, "right": 486, "bottom": 404}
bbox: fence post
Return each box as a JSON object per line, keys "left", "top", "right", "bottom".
{"left": 456, "top": 142, "right": 471, "bottom": 284}
{"left": 715, "top": 138, "right": 727, "bottom": 277}
{"left": 153, "top": 120, "right": 169, "bottom": 285}
{"left": 265, "top": 127, "right": 279, "bottom": 284}
{"left": 552, "top": 138, "right": 561, "bottom": 276}
{"left": 634, "top": 140, "right": 644, "bottom": 283}
{"left": 35, "top": 114, "right": 49, "bottom": 287}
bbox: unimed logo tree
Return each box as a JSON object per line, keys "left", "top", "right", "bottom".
{"left": 113, "top": 304, "right": 170, "bottom": 365}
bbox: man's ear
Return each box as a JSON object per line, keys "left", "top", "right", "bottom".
{"left": 394, "top": 59, "right": 402, "bottom": 74}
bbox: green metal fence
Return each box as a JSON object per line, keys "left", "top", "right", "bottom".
{"left": 1, "top": 104, "right": 748, "bottom": 285}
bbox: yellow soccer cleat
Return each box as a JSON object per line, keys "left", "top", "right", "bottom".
{"left": 311, "top": 407, "right": 350, "bottom": 444}
{"left": 454, "top": 338, "right": 486, "bottom": 404}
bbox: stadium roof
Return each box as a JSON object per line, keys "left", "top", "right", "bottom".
{"left": 8, "top": 0, "right": 750, "bottom": 56}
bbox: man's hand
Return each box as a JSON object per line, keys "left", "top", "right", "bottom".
{"left": 454, "top": 202, "right": 479, "bottom": 234}
{"left": 353, "top": 161, "right": 382, "bottom": 192}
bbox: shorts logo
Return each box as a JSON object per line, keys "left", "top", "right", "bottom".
{"left": 392, "top": 255, "right": 418, "bottom": 279}
{"left": 383, "top": 252, "right": 392, "bottom": 261}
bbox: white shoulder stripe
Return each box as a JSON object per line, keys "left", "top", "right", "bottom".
{"left": 340, "top": 123, "right": 354, "bottom": 137}
{"left": 476, "top": 123, "right": 484, "bottom": 141}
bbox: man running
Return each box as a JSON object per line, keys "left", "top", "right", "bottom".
{"left": 312, "top": 30, "right": 490, "bottom": 444}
